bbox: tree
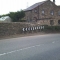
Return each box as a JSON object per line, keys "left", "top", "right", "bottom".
{"left": 0, "top": 10, "right": 25, "bottom": 22}
{"left": 19, "top": 10, "right": 25, "bottom": 20}
{"left": 0, "top": 15, "right": 1, "bottom": 18}
{"left": 8, "top": 12, "right": 17, "bottom": 22}
{"left": 8, "top": 10, "right": 25, "bottom": 22}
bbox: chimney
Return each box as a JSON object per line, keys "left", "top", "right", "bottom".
{"left": 53, "top": 0, "right": 55, "bottom": 4}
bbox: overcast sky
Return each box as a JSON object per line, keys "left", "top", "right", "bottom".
{"left": 0, "top": 0, "right": 60, "bottom": 15}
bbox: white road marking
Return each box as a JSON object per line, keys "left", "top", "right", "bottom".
{"left": 36, "top": 45, "right": 40, "bottom": 47}
{"left": 0, "top": 44, "right": 40, "bottom": 56}
{"left": 52, "top": 41, "right": 55, "bottom": 43}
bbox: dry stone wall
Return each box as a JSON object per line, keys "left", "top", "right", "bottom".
{"left": 0, "top": 22, "right": 44, "bottom": 37}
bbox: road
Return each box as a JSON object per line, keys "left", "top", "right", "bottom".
{"left": 0, "top": 34, "right": 60, "bottom": 60}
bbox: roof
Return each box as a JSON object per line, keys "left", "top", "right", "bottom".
{"left": 24, "top": 1, "right": 46, "bottom": 11}
{"left": 57, "top": 6, "right": 60, "bottom": 8}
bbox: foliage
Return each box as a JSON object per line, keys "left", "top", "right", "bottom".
{"left": 0, "top": 10, "right": 25, "bottom": 22}
{"left": 8, "top": 12, "right": 16, "bottom": 22}
{"left": 44, "top": 26, "right": 60, "bottom": 32}
{"left": 8, "top": 10, "right": 25, "bottom": 22}
{"left": 0, "top": 15, "right": 2, "bottom": 18}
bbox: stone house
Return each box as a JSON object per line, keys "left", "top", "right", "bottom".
{"left": 24, "top": 0, "right": 60, "bottom": 26}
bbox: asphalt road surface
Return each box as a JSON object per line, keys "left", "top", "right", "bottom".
{"left": 0, "top": 34, "right": 60, "bottom": 60}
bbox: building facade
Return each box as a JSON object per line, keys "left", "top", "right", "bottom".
{"left": 24, "top": 0, "right": 60, "bottom": 26}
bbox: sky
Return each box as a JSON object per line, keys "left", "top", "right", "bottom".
{"left": 0, "top": 0, "right": 60, "bottom": 15}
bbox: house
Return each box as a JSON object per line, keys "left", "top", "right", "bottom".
{"left": 0, "top": 16, "right": 12, "bottom": 23}
{"left": 24, "top": 0, "right": 60, "bottom": 26}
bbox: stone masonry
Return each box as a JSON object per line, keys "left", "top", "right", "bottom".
{"left": 24, "top": 0, "right": 60, "bottom": 26}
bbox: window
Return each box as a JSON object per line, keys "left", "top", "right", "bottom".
{"left": 58, "top": 11, "right": 60, "bottom": 15}
{"left": 58, "top": 20, "right": 60, "bottom": 24}
{"left": 42, "top": 10, "right": 45, "bottom": 15}
{"left": 50, "top": 3, "right": 53, "bottom": 6}
{"left": 50, "top": 20, "right": 54, "bottom": 25}
{"left": 34, "top": 9, "right": 37, "bottom": 13}
{"left": 50, "top": 11, "right": 54, "bottom": 15}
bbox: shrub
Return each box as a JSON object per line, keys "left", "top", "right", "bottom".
{"left": 44, "top": 26, "right": 60, "bottom": 32}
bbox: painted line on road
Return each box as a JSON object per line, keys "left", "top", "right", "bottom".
{"left": 0, "top": 44, "right": 40, "bottom": 56}
{"left": 52, "top": 41, "right": 55, "bottom": 43}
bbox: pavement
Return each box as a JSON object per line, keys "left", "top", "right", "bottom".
{"left": 0, "top": 34, "right": 60, "bottom": 60}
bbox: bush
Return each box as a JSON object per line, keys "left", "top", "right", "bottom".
{"left": 44, "top": 26, "right": 60, "bottom": 32}
{"left": 20, "top": 20, "right": 26, "bottom": 22}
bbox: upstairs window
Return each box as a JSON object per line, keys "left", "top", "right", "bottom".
{"left": 42, "top": 10, "right": 45, "bottom": 15}
{"left": 58, "top": 20, "right": 60, "bottom": 24}
{"left": 58, "top": 11, "right": 60, "bottom": 16}
{"left": 34, "top": 9, "right": 37, "bottom": 13}
{"left": 50, "top": 11, "right": 54, "bottom": 15}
